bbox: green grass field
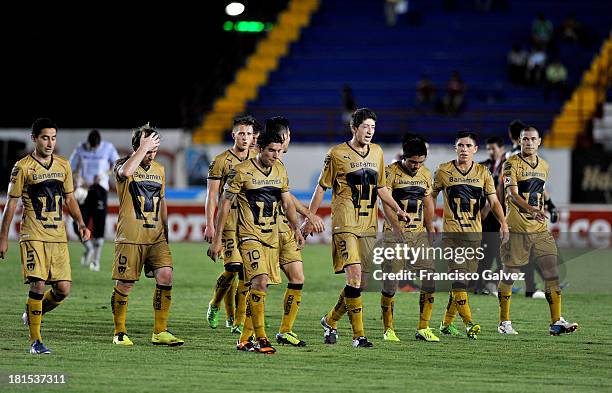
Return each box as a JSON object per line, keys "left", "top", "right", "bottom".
{"left": 0, "top": 241, "right": 611, "bottom": 392}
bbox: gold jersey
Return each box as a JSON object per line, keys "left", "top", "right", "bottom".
{"left": 207, "top": 149, "right": 253, "bottom": 232}
{"left": 318, "top": 142, "right": 386, "bottom": 236}
{"left": 433, "top": 160, "right": 495, "bottom": 233}
{"left": 225, "top": 158, "right": 289, "bottom": 247}
{"left": 9, "top": 154, "right": 74, "bottom": 243}
{"left": 383, "top": 162, "right": 432, "bottom": 233}
{"left": 114, "top": 159, "right": 166, "bottom": 244}
{"left": 502, "top": 154, "right": 549, "bottom": 233}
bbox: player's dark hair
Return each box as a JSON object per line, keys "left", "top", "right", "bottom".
{"left": 31, "top": 118, "right": 57, "bottom": 137}
{"left": 486, "top": 136, "right": 504, "bottom": 147}
{"left": 88, "top": 130, "right": 101, "bottom": 148}
{"left": 402, "top": 133, "right": 428, "bottom": 159}
{"left": 455, "top": 129, "right": 478, "bottom": 145}
{"left": 257, "top": 130, "right": 284, "bottom": 149}
{"left": 508, "top": 119, "right": 527, "bottom": 140}
{"left": 265, "top": 116, "right": 290, "bottom": 137}
{"left": 350, "top": 108, "right": 377, "bottom": 129}
{"left": 131, "top": 122, "right": 158, "bottom": 151}
{"left": 232, "top": 114, "right": 256, "bottom": 130}
{"left": 520, "top": 125, "right": 540, "bottom": 137}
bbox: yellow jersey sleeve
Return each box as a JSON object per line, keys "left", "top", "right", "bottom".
{"left": 318, "top": 149, "right": 334, "bottom": 189}
{"left": 8, "top": 163, "right": 24, "bottom": 198}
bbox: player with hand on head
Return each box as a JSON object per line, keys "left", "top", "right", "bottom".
{"left": 0, "top": 118, "right": 90, "bottom": 354}
{"left": 110, "top": 123, "right": 184, "bottom": 347}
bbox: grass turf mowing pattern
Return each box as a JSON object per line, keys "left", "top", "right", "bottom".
{"left": 0, "top": 241, "right": 610, "bottom": 392}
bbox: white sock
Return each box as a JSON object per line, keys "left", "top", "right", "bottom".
{"left": 92, "top": 238, "right": 104, "bottom": 266}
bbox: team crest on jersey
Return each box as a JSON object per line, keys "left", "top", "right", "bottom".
{"left": 10, "top": 166, "right": 19, "bottom": 183}
{"left": 323, "top": 154, "right": 331, "bottom": 169}
{"left": 504, "top": 175, "right": 511, "bottom": 185}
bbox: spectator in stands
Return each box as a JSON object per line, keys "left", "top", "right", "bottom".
{"left": 525, "top": 46, "right": 547, "bottom": 85}
{"left": 342, "top": 84, "right": 357, "bottom": 126}
{"left": 532, "top": 12, "right": 554, "bottom": 48}
{"left": 544, "top": 58, "right": 568, "bottom": 101}
{"left": 415, "top": 74, "right": 437, "bottom": 111}
{"left": 507, "top": 43, "right": 528, "bottom": 85}
{"left": 442, "top": 71, "right": 465, "bottom": 115}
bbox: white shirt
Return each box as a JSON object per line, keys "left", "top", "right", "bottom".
{"left": 69, "top": 140, "right": 120, "bottom": 191}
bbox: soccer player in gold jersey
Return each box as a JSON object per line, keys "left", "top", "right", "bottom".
{"left": 0, "top": 118, "right": 90, "bottom": 354}
{"left": 264, "top": 116, "right": 325, "bottom": 347}
{"left": 380, "top": 134, "right": 439, "bottom": 342}
{"left": 208, "top": 130, "right": 305, "bottom": 354}
{"left": 204, "top": 115, "right": 255, "bottom": 333}
{"left": 433, "top": 130, "right": 508, "bottom": 339}
{"left": 498, "top": 126, "right": 578, "bottom": 335}
{"left": 306, "top": 108, "right": 409, "bottom": 348}
{"left": 109, "top": 123, "right": 184, "bottom": 347}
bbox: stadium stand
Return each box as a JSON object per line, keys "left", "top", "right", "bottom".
{"left": 245, "top": 0, "right": 612, "bottom": 144}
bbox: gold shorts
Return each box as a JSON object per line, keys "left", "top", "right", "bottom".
{"left": 381, "top": 231, "right": 435, "bottom": 272}
{"left": 501, "top": 232, "right": 558, "bottom": 267}
{"left": 222, "top": 230, "right": 242, "bottom": 265}
{"left": 20, "top": 241, "right": 71, "bottom": 283}
{"left": 332, "top": 233, "right": 376, "bottom": 274}
{"left": 239, "top": 240, "right": 281, "bottom": 284}
{"left": 112, "top": 241, "right": 173, "bottom": 281}
{"left": 441, "top": 236, "right": 482, "bottom": 273}
{"left": 279, "top": 230, "right": 302, "bottom": 266}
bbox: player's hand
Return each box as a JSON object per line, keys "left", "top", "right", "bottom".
{"left": 294, "top": 229, "right": 305, "bottom": 250}
{"left": 140, "top": 132, "right": 161, "bottom": 152}
{"left": 301, "top": 221, "right": 314, "bottom": 238}
{"left": 530, "top": 208, "right": 547, "bottom": 223}
{"left": 203, "top": 224, "right": 215, "bottom": 244}
{"left": 307, "top": 214, "right": 325, "bottom": 233}
{"left": 207, "top": 240, "right": 223, "bottom": 262}
{"left": 396, "top": 208, "right": 411, "bottom": 224}
{"left": 499, "top": 224, "right": 510, "bottom": 245}
{"left": 79, "top": 225, "right": 91, "bottom": 242}
{"left": 0, "top": 238, "right": 8, "bottom": 260}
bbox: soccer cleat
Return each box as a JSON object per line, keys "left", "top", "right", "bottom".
{"left": 320, "top": 316, "right": 338, "bottom": 344}
{"left": 231, "top": 324, "right": 243, "bottom": 335}
{"left": 466, "top": 322, "right": 481, "bottom": 339}
{"left": 151, "top": 331, "right": 185, "bottom": 346}
{"left": 352, "top": 336, "right": 374, "bottom": 348}
{"left": 439, "top": 322, "right": 461, "bottom": 336}
{"left": 276, "top": 331, "right": 306, "bottom": 347}
{"left": 532, "top": 290, "right": 546, "bottom": 299}
{"left": 236, "top": 340, "right": 255, "bottom": 352}
{"left": 255, "top": 337, "right": 276, "bottom": 354}
{"left": 484, "top": 282, "right": 498, "bottom": 297}
{"left": 30, "top": 340, "right": 51, "bottom": 354}
{"left": 498, "top": 321, "right": 519, "bottom": 335}
{"left": 206, "top": 302, "right": 220, "bottom": 329}
{"left": 225, "top": 316, "right": 234, "bottom": 329}
{"left": 22, "top": 311, "right": 28, "bottom": 326}
{"left": 113, "top": 332, "right": 134, "bottom": 346}
{"left": 416, "top": 327, "right": 440, "bottom": 342}
{"left": 549, "top": 317, "right": 579, "bottom": 336}
{"left": 383, "top": 328, "right": 400, "bottom": 342}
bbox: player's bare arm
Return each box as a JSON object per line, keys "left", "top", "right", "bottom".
{"left": 291, "top": 193, "right": 324, "bottom": 233}
{"left": 377, "top": 186, "right": 410, "bottom": 223}
{"left": 423, "top": 194, "right": 436, "bottom": 233}
{"left": 207, "top": 191, "right": 235, "bottom": 261}
{"left": 486, "top": 193, "right": 509, "bottom": 242}
{"left": 303, "top": 184, "right": 327, "bottom": 236}
{"left": 506, "top": 185, "right": 546, "bottom": 223}
{"left": 0, "top": 195, "right": 19, "bottom": 259}
{"left": 64, "top": 192, "right": 91, "bottom": 242}
{"left": 283, "top": 192, "right": 305, "bottom": 249}
{"left": 204, "top": 178, "right": 221, "bottom": 243}
{"left": 117, "top": 133, "right": 160, "bottom": 178}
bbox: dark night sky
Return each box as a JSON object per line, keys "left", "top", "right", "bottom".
{"left": 0, "top": 2, "right": 285, "bottom": 129}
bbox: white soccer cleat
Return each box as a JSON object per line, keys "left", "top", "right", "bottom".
{"left": 532, "top": 290, "right": 546, "bottom": 299}
{"left": 549, "top": 317, "right": 578, "bottom": 336}
{"left": 89, "top": 260, "right": 100, "bottom": 272}
{"left": 498, "top": 320, "right": 519, "bottom": 335}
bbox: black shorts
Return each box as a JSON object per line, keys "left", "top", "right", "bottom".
{"left": 74, "top": 184, "right": 108, "bottom": 239}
